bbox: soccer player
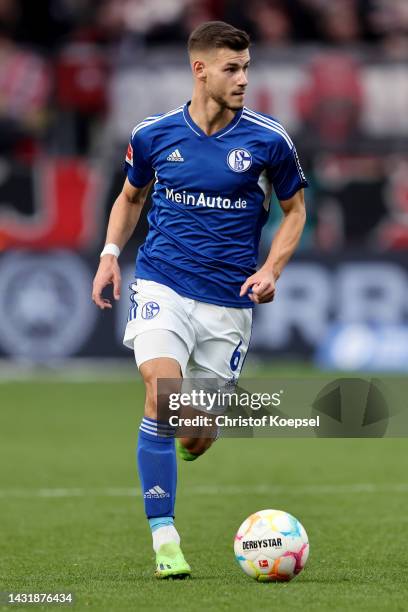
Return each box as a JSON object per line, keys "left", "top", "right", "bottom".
{"left": 92, "top": 21, "right": 307, "bottom": 578}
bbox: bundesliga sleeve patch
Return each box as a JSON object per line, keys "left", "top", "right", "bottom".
{"left": 126, "top": 142, "right": 133, "bottom": 166}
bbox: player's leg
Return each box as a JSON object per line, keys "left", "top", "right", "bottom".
{"left": 136, "top": 350, "right": 191, "bottom": 578}
{"left": 123, "top": 280, "right": 196, "bottom": 578}
{"left": 178, "top": 304, "right": 252, "bottom": 460}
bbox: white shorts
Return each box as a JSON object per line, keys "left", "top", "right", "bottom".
{"left": 123, "top": 279, "right": 252, "bottom": 381}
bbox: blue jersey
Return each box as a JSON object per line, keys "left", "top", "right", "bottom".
{"left": 124, "top": 102, "right": 308, "bottom": 308}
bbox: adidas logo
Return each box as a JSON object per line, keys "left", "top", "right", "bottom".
{"left": 144, "top": 485, "right": 170, "bottom": 499}
{"left": 167, "top": 149, "right": 184, "bottom": 162}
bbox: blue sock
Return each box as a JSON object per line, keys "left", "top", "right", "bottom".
{"left": 137, "top": 417, "right": 177, "bottom": 519}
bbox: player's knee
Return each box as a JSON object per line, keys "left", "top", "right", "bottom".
{"left": 140, "top": 359, "right": 182, "bottom": 420}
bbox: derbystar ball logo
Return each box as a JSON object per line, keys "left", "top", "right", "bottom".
{"left": 242, "top": 538, "right": 282, "bottom": 550}
{"left": 126, "top": 142, "right": 133, "bottom": 166}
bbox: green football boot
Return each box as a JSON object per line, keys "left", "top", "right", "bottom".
{"left": 155, "top": 542, "right": 191, "bottom": 579}
{"left": 176, "top": 438, "right": 199, "bottom": 461}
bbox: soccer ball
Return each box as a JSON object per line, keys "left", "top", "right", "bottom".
{"left": 234, "top": 509, "right": 309, "bottom": 582}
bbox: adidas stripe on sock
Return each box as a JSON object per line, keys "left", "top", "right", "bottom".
{"left": 137, "top": 417, "right": 177, "bottom": 520}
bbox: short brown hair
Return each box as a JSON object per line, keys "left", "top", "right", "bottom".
{"left": 188, "top": 21, "right": 250, "bottom": 54}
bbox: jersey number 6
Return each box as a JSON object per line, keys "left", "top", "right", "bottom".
{"left": 230, "top": 340, "right": 243, "bottom": 372}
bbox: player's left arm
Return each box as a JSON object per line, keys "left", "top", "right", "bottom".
{"left": 240, "top": 188, "right": 306, "bottom": 304}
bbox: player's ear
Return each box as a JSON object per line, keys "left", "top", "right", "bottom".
{"left": 191, "top": 59, "right": 207, "bottom": 82}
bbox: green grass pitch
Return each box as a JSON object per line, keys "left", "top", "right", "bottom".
{"left": 0, "top": 375, "right": 407, "bottom": 611}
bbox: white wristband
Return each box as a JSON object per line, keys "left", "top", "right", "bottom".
{"left": 100, "top": 243, "right": 120, "bottom": 258}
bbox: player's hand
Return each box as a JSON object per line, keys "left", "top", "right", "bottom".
{"left": 239, "top": 268, "right": 276, "bottom": 304}
{"left": 92, "top": 255, "right": 121, "bottom": 309}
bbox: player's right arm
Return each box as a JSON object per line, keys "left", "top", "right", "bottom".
{"left": 92, "top": 177, "right": 153, "bottom": 310}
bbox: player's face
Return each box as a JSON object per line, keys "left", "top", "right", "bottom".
{"left": 205, "top": 48, "right": 250, "bottom": 111}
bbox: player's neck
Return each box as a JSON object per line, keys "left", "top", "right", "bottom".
{"left": 189, "top": 95, "right": 237, "bottom": 136}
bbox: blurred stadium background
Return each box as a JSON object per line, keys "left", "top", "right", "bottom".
{"left": 1, "top": 0, "right": 408, "bottom": 375}
{"left": 1, "top": 3, "right": 408, "bottom": 609}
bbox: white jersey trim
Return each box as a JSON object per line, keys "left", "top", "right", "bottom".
{"left": 243, "top": 108, "right": 294, "bottom": 147}
{"left": 257, "top": 169, "right": 273, "bottom": 211}
{"left": 131, "top": 106, "right": 184, "bottom": 137}
{"left": 242, "top": 113, "right": 293, "bottom": 149}
{"left": 216, "top": 111, "right": 243, "bottom": 139}
{"left": 183, "top": 105, "right": 244, "bottom": 139}
{"left": 182, "top": 106, "right": 202, "bottom": 137}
